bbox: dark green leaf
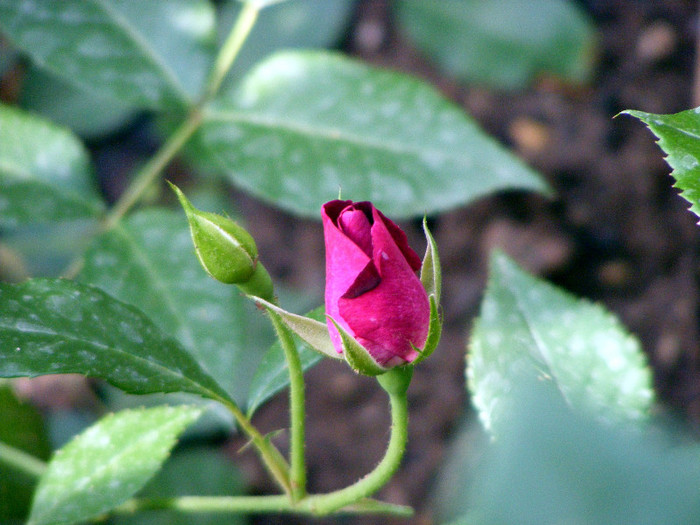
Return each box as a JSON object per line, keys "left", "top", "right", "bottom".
{"left": 0, "top": 384, "right": 51, "bottom": 522}
{"left": 0, "top": 278, "right": 232, "bottom": 403}
{"left": 1, "top": 219, "right": 99, "bottom": 278}
{"left": 0, "top": 0, "right": 216, "bottom": 109}
{"left": 196, "top": 50, "right": 549, "bottom": 219}
{"left": 0, "top": 37, "right": 17, "bottom": 75}
{"left": 28, "top": 405, "right": 202, "bottom": 525}
{"left": 468, "top": 253, "right": 654, "bottom": 434}
{"left": 20, "top": 66, "right": 137, "bottom": 138}
{"left": 395, "top": 0, "right": 596, "bottom": 90}
{"left": 247, "top": 306, "right": 325, "bottom": 416}
{"left": 0, "top": 104, "right": 104, "bottom": 228}
{"left": 624, "top": 107, "right": 700, "bottom": 218}
{"left": 115, "top": 446, "right": 245, "bottom": 525}
{"left": 79, "top": 209, "right": 273, "bottom": 404}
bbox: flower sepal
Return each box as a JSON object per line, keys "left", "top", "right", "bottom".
{"left": 412, "top": 293, "right": 441, "bottom": 365}
{"left": 420, "top": 217, "right": 441, "bottom": 303}
{"left": 327, "top": 316, "right": 388, "bottom": 376}
{"left": 250, "top": 297, "right": 341, "bottom": 360}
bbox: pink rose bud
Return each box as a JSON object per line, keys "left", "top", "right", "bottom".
{"left": 323, "top": 200, "right": 430, "bottom": 368}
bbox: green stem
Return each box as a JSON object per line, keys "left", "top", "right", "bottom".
{"left": 99, "top": 0, "right": 261, "bottom": 232}
{"left": 267, "top": 310, "right": 307, "bottom": 501}
{"left": 204, "top": 1, "right": 259, "bottom": 100}
{"left": 112, "top": 495, "right": 413, "bottom": 517}
{"left": 218, "top": 397, "right": 292, "bottom": 497}
{"left": 297, "top": 372, "right": 410, "bottom": 516}
{"left": 0, "top": 441, "right": 46, "bottom": 479}
{"left": 101, "top": 111, "right": 203, "bottom": 232}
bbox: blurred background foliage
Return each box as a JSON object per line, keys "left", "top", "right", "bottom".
{"left": 4, "top": 1, "right": 696, "bottom": 524}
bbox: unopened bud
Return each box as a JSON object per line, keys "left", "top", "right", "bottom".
{"left": 170, "top": 182, "right": 258, "bottom": 285}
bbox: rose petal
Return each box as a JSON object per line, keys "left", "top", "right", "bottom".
{"left": 341, "top": 261, "right": 381, "bottom": 299}
{"left": 323, "top": 200, "right": 430, "bottom": 366}
{"left": 323, "top": 201, "right": 373, "bottom": 353}
{"left": 373, "top": 207, "right": 422, "bottom": 272}
{"left": 338, "top": 207, "right": 373, "bottom": 257}
{"left": 337, "top": 211, "right": 429, "bottom": 365}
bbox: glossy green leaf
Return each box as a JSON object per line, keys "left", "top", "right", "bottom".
{"left": 20, "top": 66, "right": 137, "bottom": 138}
{"left": 624, "top": 108, "right": 700, "bottom": 218}
{"left": 114, "top": 446, "right": 245, "bottom": 525}
{"left": 247, "top": 306, "right": 325, "bottom": 416}
{"left": 436, "top": 384, "right": 700, "bottom": 525}
{"left": 28, "top": 405, "right": 202, "bottom": 525}
{"left": 0, "top": 104, "right": 104, "bottom": 228}
{"left": 0, "top": 384, "right": 51, "bottom": 522}
{"left": 0, "top": 0, "right": 216, "bottom": 110}
{"left": 468, "top": 253, "right": 654, "bottom": 434}
{"left": 395, "top": 0, "right": 596, "bottom": 90}
{"left": 79, "top": 209, "right": 272, "bottom": 404}
{"left": 0, "top": 278, "right": 232, "bottom": 403}
{"left": 196, "top": 50, "right": 549, "bottom": 219}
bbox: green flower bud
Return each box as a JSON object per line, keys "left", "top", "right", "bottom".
{"left": 170, "top": 182, "right": 258, "bottom": 285}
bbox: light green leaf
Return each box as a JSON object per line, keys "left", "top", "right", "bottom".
{"left": 79, "top": 209, "right": 273, "bottom": 404}
{"left": 20, "top": 66, "right": 137, "bottom": 139}
{"left": 395, "top": 0, "right": 596, "bottom": 90}
{"left": 0, "top": 384, "right": 51, "bottom": 522}
{"left": 0, "top": 278, "right": 232, "bottom": 403}
{"left": 28, "top": 405, "right": 202, "bottom": 525}
{"left": 624, "top": 107, "right": 700, "bottom": 218}
{"left": 247, "top": 306, "right": 325, "bottom": 416}
{"left": 114, "top": 446, "right": 246, "bottom": 525}
{"left": 0, "top": 0, "right": 216, "bottom": 109}
{"left": 436, "top": 384, "right": 700, "bottom": 525}
{"left": 196, "top": 50, "right": 549, "bottom": 219}
{"left": 0, "top": 103, "right": 104, "bottom": 228}
{"left": 468, "top": 252, "right": 654, "bottom": 434}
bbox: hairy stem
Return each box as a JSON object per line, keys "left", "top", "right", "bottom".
{"left": 218, "top": 397, "right": 292, "bottom": 496}
{"left": 112, "top": 495, "right": 413, "bottom": 517}
{"left": 267, "top": 310, "right": 307, "bottom": 501}
{"left": 297, "top": 370, "right": 411, "bottom": 515}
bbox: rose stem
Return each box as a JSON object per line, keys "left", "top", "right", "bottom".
{"left": 297, "top": 367, "right": 412, "bottom": 515}
{"left": 267, "top": 310, "right": 308, "bottom": 502}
